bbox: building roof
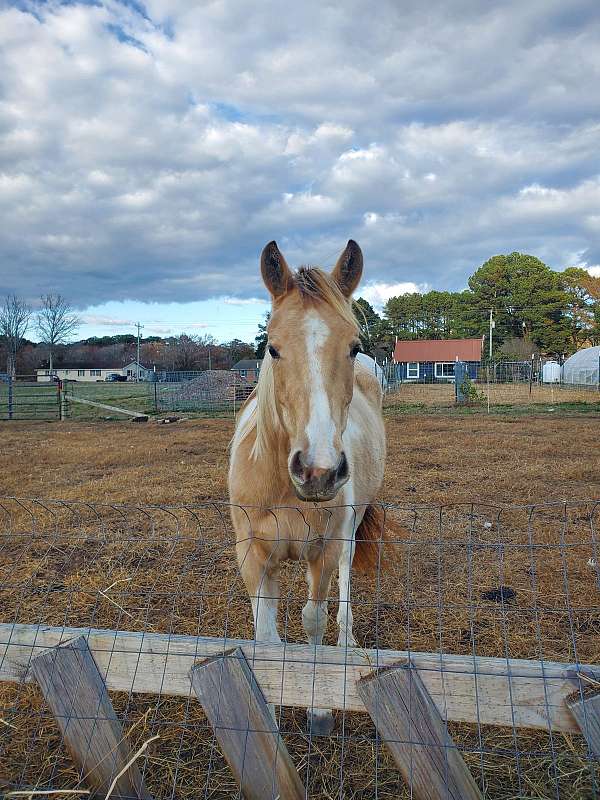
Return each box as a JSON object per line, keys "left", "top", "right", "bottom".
{"left": 123, "top": 360, "right": 150, "bottom": 369}
{"left": 232, "top": 359, "right": 263, "bottom": 370}
{"left": 393, "top": 338, "right": 484, "bottom": 362}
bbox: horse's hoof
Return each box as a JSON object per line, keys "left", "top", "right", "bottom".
{"left": 307, "top": 710, "right": 335, "bottom": 736}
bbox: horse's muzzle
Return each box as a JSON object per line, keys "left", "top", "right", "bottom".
{"left": 289, "top": 450, "right": 350, "bottom": 502}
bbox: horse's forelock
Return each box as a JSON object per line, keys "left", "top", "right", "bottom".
{"left": 291, "top": 267, "right": 359, "bottom": 333}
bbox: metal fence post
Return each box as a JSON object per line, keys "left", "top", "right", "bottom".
{"left": 8, "top": 375, "right": 13, "bottom": 420}
{"left": 529, "top": 354, "right": 534, "bottom": 396}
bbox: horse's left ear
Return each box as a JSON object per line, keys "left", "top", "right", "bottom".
{"left": 332, "top": 240, "right": 363, "bottom": 297}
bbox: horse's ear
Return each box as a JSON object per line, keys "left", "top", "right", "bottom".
{"left": 332, "top": 240, "right": 363, "bottom": 297}
{"left": 261, "top": 241, "right": 294, "bottom": 298}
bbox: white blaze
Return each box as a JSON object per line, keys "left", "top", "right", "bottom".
{"left": 304, "top": 311, "right": 337, "bottom": 467}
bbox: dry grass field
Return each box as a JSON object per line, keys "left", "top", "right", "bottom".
{"left": 1, "top": 411, "right": 600, "bottom": 798}
{"left": 0, "top": 410, "right": 599, "bottom": 504}
{"left": 385, "top": 381, "right": 600, "bottom": 408}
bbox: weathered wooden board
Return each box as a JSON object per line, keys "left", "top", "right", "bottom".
{"left": 2, "top": 623, "right": 597, "bottom": 732}
{"left": 31, "top": 635, "right": 152, "bottom": 800}
{"left": 190, "top": 648, "right": 305, "bottom": 800}
{"left": 567, "top": 687, "right": 600, "bottom": 759}
{"left": 358, "top": 661, "right": 482, "bottom": 800}
{"left": 66, "top": 395, "right": 148, "bottom": 419}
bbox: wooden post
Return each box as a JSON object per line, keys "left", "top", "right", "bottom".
{"left": 567, "top": 682, "right": 600, "bottom": 759}
{"left": 31, "top": 635, "right": 153, "bottom": 800}
{"left": 357, "top": 660, "right": 482, "bottom": 800}
{"left": 58, "top": 379, "right": 65, "bottom": 420}
{"left": 190, "top": 647, "right": 305, "bottom": 800}
{"left": 8, "top": 374, "right": 13, "bottom": 420}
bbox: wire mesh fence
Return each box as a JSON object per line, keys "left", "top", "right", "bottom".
{"left": 3, "top": 361, "right": 599, "bottom": 422}
{"left": 1, "top": 496, "right": 600, "bottom": 798}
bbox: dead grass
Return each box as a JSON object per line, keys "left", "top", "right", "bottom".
{"left": 0, "top": 412, "right": 598, "bottom": 505}
{"left": 385, "top": 382, "right": 600, "bottom": 408}
{"left": 1, "top": 413, "right": 600, "bottom": 798}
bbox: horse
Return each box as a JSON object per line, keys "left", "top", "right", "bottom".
{"left": 228, "top": 239, "right": 386, "bottom": 735}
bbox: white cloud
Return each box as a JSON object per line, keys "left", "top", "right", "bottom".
{"left": 0, "top": 0, "right": 599, "bottom": 312}
{"left": 360, "top": 281, "right": 428, "bottom": 310}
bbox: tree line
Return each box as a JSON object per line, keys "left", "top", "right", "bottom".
{"left": 3, "top": 252, "right": 599, "bottom": 375}
{"left": 354, "top": 253, "right": 600, "bottom": 360}
{"left": 0, "top": 294, "right": 256, "bottom": 376}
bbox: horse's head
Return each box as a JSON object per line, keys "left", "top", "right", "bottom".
{"left": 260, "top": 240, "right": 363, "bottom": 502}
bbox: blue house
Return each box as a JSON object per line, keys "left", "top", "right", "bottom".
{"left": 392, "top": 338, "right": 484, "bottom": 382}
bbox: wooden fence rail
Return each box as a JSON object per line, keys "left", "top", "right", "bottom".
{"left": 2, "top": 622, "right": 597, "bottom": 733}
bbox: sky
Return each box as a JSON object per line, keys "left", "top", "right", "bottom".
{"left": 1, "top": 0, "right": 599, "bottom": 343}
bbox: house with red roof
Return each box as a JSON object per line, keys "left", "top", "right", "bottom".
{"left": 392, "top": 338, "right": 484, "bottom": 381}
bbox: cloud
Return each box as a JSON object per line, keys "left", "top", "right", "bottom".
{"left": 359, "top": 281, "right": 428, "bottom": 310}
{"left": 221, "top": 297, "right": 269, "bottom": 306}
{"left": 0, "top": 0, "right": 599, "bottom": 312}
{"left": 81, "top": 314, "right": 135, "bottom": 327}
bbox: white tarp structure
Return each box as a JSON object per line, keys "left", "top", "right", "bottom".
{"left": 356, "top": 352, "right": 387, "bottom": 387}
{"left": 562, "top": 345, "right": 600, "bottom": 386}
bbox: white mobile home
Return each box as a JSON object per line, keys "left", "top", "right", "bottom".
{"left": 36, "top": 367, "right": 123, "bottom": 383}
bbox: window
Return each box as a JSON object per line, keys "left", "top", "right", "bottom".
{"left": 77, "top": 369, "right": 85, "bottom": 377}
{"left": 90, "top": 369, "right": 101, "bottom": 377}
{"left": 43, "top": 370, "right": 49, "bottom": 376}
{"left": 407, "top": 362, "right": 419, "bottom": 379}
{"left": 64, "top": 370, "right": 70, "bottom": 375}
{"left": 435, "top": 362, "right": 455, "bottom": 379}
{"left": 239, "top": 369, "right": 247, "bottom": 378}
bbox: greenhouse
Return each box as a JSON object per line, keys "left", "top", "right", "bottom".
{"left": 562, "top": 345, "right": 600, "bottom": 386}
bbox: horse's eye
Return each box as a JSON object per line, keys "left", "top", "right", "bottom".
{"left": 350, "top": 343, "right": 361, "bottom": 358}
{"left": 268, "top": 344, "right": 280, "bottom": 359}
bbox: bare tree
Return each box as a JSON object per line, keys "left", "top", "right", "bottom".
{"left": 171, "top": 334, "right": 201, "bottom": 371}
{"left": 36, "top": 294, "right": 80, "bottom": 374}
{"left": 0, "top": 296, "right": 32, "bottom": 377}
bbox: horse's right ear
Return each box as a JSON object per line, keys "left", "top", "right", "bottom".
{"left": 261, "top": 241, "right": 294, "bottom": 298}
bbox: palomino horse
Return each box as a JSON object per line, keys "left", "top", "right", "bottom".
{"left": 229, "top": 240, "right": 386, "bottom": 734}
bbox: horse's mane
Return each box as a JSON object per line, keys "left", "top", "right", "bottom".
{"left": 233, "top": 267, "right": 359, "bottom": 461}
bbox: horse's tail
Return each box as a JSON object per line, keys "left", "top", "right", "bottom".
{"left": 353, "top": 504, "right": 406, "bottom": 573}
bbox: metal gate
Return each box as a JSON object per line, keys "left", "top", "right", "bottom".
{"left": 0, "top": 377, "right": 62, "bottom": 420}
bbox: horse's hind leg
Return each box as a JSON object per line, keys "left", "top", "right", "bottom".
{"left": 302, "top": 555, "right": 335, "bottom": 735}
{"left": 337, "top": 532, "right": 357, "bottom": 648}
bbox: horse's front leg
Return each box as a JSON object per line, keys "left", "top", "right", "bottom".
{"left": 237, "top": 541, "right": 281, "bottom": 644}
{"left": 237, "top": 541, "right": 281, "bottom": 722}
{"left": 337, "top": 532, "right": 357, "bottom": 648}
{"left": 302, "top": 555, "right": 336, "bottom": 735}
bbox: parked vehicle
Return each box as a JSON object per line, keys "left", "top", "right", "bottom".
{"left": 106, "top": 373, "right": 127, "bottom": 382}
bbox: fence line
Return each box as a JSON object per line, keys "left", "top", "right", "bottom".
{"left": 1, "top": 496, "right": 600, "bottom": 798}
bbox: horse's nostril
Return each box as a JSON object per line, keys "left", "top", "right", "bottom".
{"left": 290, "top": 450, "right": 305, "bottom": 481}
{"left": 336, "top": 452, "right": 349, "bottom": 482}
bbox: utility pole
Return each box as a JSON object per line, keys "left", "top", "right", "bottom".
{"left": 135, "top": 322, "right": 144, "bottom": 382}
